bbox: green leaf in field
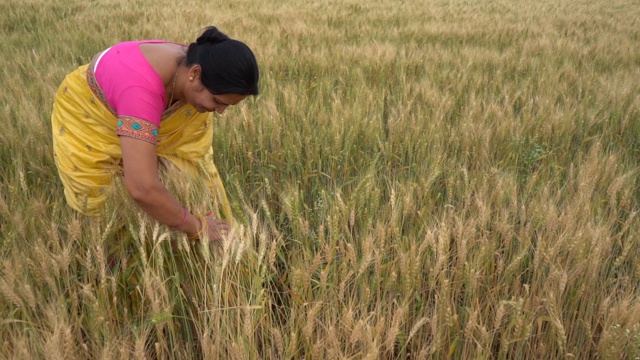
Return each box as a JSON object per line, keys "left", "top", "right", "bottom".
{"left": 150, "top": 312, "right": 172, "bottom": 325}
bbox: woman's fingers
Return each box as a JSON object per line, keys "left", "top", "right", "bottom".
{"left": 206, "top": 217, "right": 232, "bottom": 242}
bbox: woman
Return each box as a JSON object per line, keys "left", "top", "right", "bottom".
{"left": 51, "top": 26, "right": 259, "bottom": 242}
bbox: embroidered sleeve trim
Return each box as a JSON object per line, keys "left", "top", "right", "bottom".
{"left": 116, "top": 116, "right": 159, "bottom": 145}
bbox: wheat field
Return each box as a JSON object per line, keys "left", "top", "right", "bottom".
{"left": 1, "top": 0, "right": 640, "bottom": 358}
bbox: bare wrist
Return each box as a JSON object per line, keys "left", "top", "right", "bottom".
{"left": 171, "top": 207, "right": 189, "bottom": 228}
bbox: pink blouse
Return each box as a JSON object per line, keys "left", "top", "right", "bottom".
{"left": 94, "top": 40, "right": 183, "bottom": 144}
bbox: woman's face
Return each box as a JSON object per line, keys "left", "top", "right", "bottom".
{"left": 189, "top": 88, "right": 247, "bottom": 114}
{"left": 183, "top": 65, "right": 248, "bottom": 114}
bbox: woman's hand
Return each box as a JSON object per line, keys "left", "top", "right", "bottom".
{"left": 203, "top": 215, "right": 233, "bottom": 243}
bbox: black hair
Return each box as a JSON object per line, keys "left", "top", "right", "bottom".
{"left": 186, "top": 26, "right": 259, "bottom": 95}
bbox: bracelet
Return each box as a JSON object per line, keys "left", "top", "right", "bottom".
{"left": 172, "top": 207, "right": 189, "bottom": 228}
{"left": 187, "top": 214, "right": 208, "bottom": 241}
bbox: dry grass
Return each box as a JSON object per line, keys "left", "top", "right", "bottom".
{"left": 1, "top": 0, "right": 640, "bottom": 358}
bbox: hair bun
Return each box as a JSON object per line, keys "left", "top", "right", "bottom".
{"left": 186, "top": 26, "right": 259, "bottom": 96}
{"left": 196, "top": 26, "right": 230, "bottom": 45}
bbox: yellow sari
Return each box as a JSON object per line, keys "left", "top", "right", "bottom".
{"left": 51, "top": 61, "right": 234, "bottom": 221}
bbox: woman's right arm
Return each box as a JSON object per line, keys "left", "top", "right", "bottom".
{"left": 119, "top": 136, "right": 231, "bottom": 241}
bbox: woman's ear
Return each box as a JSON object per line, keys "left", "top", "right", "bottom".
{"left": 188, "top": 64, "right": 202, "bottom": 80}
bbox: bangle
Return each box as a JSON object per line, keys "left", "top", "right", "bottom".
{"left": 172, "top": 207, "right": 189, "bottom": 228}
{"left": 187, "top": 214, "right": 208, "bottom": 241}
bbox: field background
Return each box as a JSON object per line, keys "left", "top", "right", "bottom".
{"left": 1, "top": 0, "right": 640, "bottom": 358}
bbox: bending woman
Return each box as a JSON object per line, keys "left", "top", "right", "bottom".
{"left": 51, "top": 26, "right": 259, "bottom": 241}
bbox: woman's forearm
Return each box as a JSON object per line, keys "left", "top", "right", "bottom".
{"left": 129, "top": 181, "right": 201, "bottom": 235}
{"left": 119, "top": 138, "right": 202, "bottom": 235}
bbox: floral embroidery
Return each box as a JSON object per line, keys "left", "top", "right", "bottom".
{"left": 162, "top": 100, "right": 183, "bottom": 119}
{"left": 86, "top": 54, "right": 117, "bottom": 117}
{"left": 117, "top": 116, "right": 159, "bottom": 145}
